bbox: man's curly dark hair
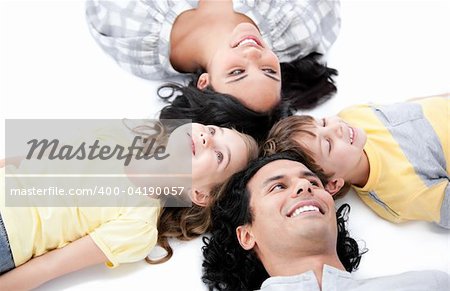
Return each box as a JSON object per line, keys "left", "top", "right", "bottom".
{"left": 202, "top": 151, "right": 366, "bottom": 291}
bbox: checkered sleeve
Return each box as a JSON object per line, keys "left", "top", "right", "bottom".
{"left": 85, "top": 0, "right": 187, "bottom": 80}
{"left": 236, "top": 0, "right": 341, "bottom": 62}
{"left": 86, "top": 0, "right": 340, "bottom": 80}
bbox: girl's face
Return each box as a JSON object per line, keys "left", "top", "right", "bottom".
{"left": 202, "top": 23, "right": 281, "bottom": 113}
{"left": 167, "top": 123, "right": 256, "bottom": 202}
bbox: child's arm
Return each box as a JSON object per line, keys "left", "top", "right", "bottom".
{"left": 0, "top": 234, "right": 107, "bottom": 290}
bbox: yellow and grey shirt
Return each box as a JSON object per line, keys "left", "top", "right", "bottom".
{"left": 339, "top": 97, "right": 449, "bottom": 228}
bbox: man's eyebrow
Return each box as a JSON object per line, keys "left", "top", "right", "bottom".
{"left": 262, "top": 174, "right": 284, "bottom": 188}
{"left": 261, "top": 170, "right": 320, "bottom": 187}
{"left": 301, "top": 170, "right": 319, "bottom": 180}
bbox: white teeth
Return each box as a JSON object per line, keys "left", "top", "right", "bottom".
{"left": 291, "top": 205, "right": 319, "bottom": 217}
{"left": 349, "top": 127, "right": 354, "bottom": 144}
{"left": 237, "top": 38, "right": 258, "bottom": 47}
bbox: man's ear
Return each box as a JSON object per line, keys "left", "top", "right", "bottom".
{"left": 236, "top": 225, "right": 255, "bottom": 250}
{"left": 325, "top": 178, "right": 345, "bottom": 196}
{"left": 196, "top": 73, "right": 210, "bottom": 90}
{"left": 190, "top": 188, "right": 210, "bottom": 207}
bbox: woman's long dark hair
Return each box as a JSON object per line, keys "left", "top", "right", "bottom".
{"left": 202, "top": 152, "right": 366, "bottom": 291}
{"left": 280, "top": 52, "right": 337, "bottom": 110}
{"left": 158, "top": 53, "right": 337, "bottom": 141}
{"left": 158, "top": 84, "right": 274, "bottom": 141}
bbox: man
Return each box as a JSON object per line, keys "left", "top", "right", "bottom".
{"left": 202, "top": 151, "right": 450, "bottom": 290}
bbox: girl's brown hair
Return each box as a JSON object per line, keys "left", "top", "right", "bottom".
{"left": 134, "top": 124, "right": 258, "bottom": 264}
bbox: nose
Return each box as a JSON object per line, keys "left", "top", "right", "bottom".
{"left": 242, "top": 46, "right": 262, "bottom": 60}
{"left": 290, "top": 179, "right": 313, "bottom": 198}
{"left": 199, "top": 132, "right": 213, "bottom": 148}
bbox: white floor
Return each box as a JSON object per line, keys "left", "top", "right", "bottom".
{"left": 0, "top": 1, "right": 449, "bottom": 290}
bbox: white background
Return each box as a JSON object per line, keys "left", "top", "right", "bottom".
{"left": 0, "top": 0, "right": 449, "bottom": 290}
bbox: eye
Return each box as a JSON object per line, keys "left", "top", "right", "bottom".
{"left": 229, "top": 69, "right": 244, "bottom": 76}
{"left": 215, "top": 151, "right": 224, "bottom": 163}
{"left": 208, "top": 127, "right": 216, "bottom": 135}
{"left": 269, "top": 183, "right": 286, "bottom": 193}
{"left": 326, "top": 138, "right": 331, "bottom": 153}
{"left": 262, "top": 68, "right": 277, "bottom": 74}
{"left": 309, "top": 179, "right": 323, "bottom": 188}
{"left": 322, "top": 118, "right": 326, "bottom": 127}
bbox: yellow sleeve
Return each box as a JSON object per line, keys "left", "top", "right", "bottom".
{"left": 89, "top": 206, "right": 160, "bottom": 268}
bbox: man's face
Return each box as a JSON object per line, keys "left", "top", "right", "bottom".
{"left": 238, "top": 159, "right": 338, "bottom": 263}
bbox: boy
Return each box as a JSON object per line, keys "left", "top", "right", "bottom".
{"left": 264, "top": 96, "right": 449, "bottom": 228}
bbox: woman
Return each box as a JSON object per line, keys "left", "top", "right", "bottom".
{"left": 87, "top": 0, "right": 339, "bottom": 139}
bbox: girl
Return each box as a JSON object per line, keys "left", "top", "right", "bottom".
{"left": 0, "top": 122, "right": 258, "bottom": 289}
{"left": 86, "top": 0, "right": 340, "bottom": 139}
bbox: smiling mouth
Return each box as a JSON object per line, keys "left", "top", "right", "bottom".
{"left": 349, "top": 126, "right": 355, "bottom": 144}
{"left": 290, "top": 205, "right": 320, "bottom": 218}
{"left": 234, "top": 36, "right": 262, "bottom": 48}
{"left": 287, "top": 201, "right": 324, "bottom": 218}
{"left": 187, "top": 133, "right": 195, "bottom": 155}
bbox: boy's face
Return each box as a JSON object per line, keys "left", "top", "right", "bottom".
{"left": 294, "top": 116, "right": 367, "bottom": 181}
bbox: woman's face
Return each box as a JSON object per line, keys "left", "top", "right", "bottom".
{"left": 167, "top": 123, "right": 256, "bottom": 203}
{"left": 203, "top": 23, "right": 282, "bottom": 113}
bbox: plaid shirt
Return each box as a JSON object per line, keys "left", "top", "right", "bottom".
{"left": 86, "top": 0, "right": 340, "bottom": 80}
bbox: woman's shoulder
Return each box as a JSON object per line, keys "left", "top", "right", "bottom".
{"left": 235, "top": 0, "right": 341, "bottom": 61}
